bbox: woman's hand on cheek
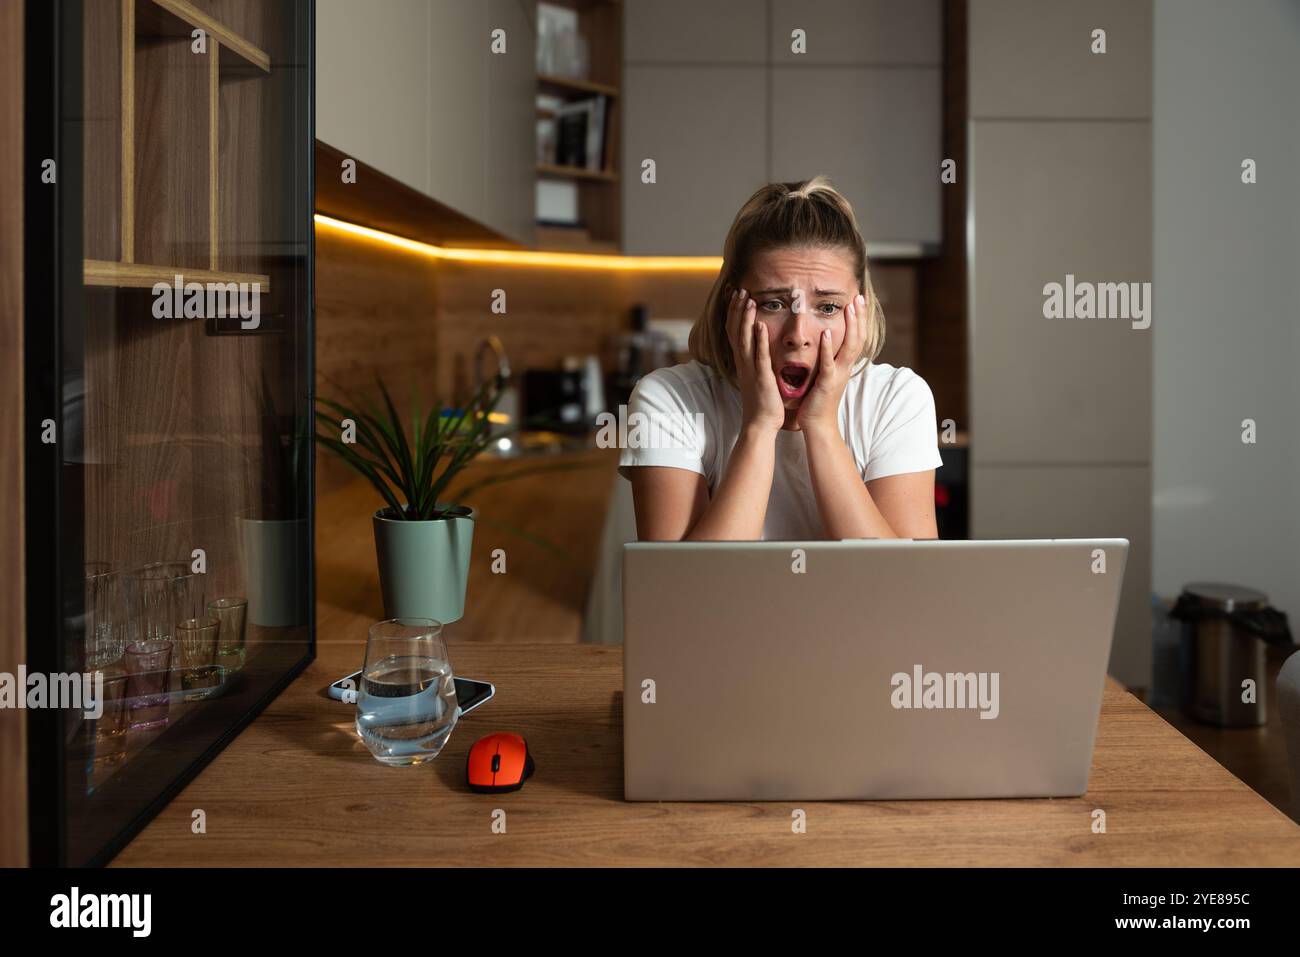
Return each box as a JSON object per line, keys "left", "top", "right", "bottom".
{"left": 726, "top": 289, "right": 785, "bottom": 436}
{"left": 795, "top": 293, "right": 867, "bottom": 434}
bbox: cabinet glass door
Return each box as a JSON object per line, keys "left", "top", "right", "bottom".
{"left": 24, "top": 0, "right": 314, "bottom": 866}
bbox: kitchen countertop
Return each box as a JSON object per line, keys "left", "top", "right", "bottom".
{"left": 112, "top": 639, "right": 1300, "bottom": 867}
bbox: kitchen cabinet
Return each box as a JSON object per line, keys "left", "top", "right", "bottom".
{"left": 769, "top": 0, "right": 941, "bottom": 65}
{"left": 621, "top": 65, "right": 768, "bottom": 256}
{"left": 316, "top": 0, "right": 431, "bottom": 196}
{"left": 624, "top": 0, "right": 766, "bottom": 64}
{"left": 24, "top": 0, "right": 315, "bottom": 866}
{"left": 967, "top": 0, "right": 1153, "bottom": 686}
{"left": 770, "top": 66, "right": 942, "bottom": 247}
{"left": 482, "top": 0, "right": 540, "bottom": 247}
{"left": 968, "top": 120, "right": 1151, "bottom": 465}
{"left": 620, "top": 0, "right": 943, "bottom": 255}
{"left": 316, "top": 0, "right": 536, "bottom": 245}
{"left": 970, "top": 0, "right": 1152, "bottom": 119}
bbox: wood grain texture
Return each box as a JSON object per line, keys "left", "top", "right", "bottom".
{"left": 133, "top": 32, "right": 212, "bottom": 270}
{"left": 915, "top": 0, "right": 969, "bottom": 430}
{"left": 144, "top": 0, "right": 270, "bottom": 72}
{"left": 111, "top": 642, "right": 1300, "bottom": 867}
{"left": 84, "top": 0, "right": 124, "bottom": 262}
{"left": 209, "top": 41, "right": 218, "bottom": 269}
{"left": 0, "top": 0, "right": 27, "bottom": 869}
{"left": 313, "top": 224, "right": 442, "bottom": 497}
{"left": 83, "top": 259, "right": 268, "bottom": 288}
{"left": 123, "top": 0, "right": 135, "bottom": 261}
{"left": 1152, "top": 643, "right": 1300, "bottom": 824}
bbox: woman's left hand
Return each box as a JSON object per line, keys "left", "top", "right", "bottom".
{"left": 794, "top": 292, "right": 868, "bottom": 433}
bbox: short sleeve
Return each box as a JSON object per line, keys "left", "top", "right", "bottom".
{"left": 863, "top": 370, "right": 944, "bottom": 482}
{"left": 616, "top": 369, "right": 711, "bottom": 480}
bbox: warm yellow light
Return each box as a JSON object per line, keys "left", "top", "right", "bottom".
{"left": 313, "top": 213, "right": 723, "bottom": 271}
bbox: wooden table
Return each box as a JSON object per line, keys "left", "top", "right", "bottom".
{"left": 113, "top": 641, "right": 1300, "bottom": 866}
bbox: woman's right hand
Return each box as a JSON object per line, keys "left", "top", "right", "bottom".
{"left": 725, "top": 287, "right": 785, "bottom": 435}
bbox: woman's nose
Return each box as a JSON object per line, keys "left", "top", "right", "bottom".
{"left": 782, "top": 311, "right": 816, "bottom": 349}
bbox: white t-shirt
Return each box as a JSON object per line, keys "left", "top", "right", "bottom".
{"left": 617, "top": 359, "right": 943, "bottom": 540}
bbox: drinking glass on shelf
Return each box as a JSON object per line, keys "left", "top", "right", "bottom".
{"left": 126, "top": 561, "right": 204, "bottom": 645}
{"left": 355, "top": 618, "right": 458, "bottom": 766}
{"left": 124, "top": 639, "right": 173, "bottom": 730}
{"left": 207, "top": 597, "right": 248, "bottom": 673}
{"left": 85, "top": 563, "right": 127, "bottom": 670}
{"left": 91, "top": 670, "right": 129, "bottom": 766}
{"left": 177, "top": 615, "right": 222, "bottom": 699}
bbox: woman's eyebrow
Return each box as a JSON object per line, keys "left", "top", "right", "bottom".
{"left": 750, "top": 287, "right": 847, "bottom": 297}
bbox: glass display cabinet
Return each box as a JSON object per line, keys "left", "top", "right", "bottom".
{"left": 23, "top": 0, "right": 314, "bottom": 866}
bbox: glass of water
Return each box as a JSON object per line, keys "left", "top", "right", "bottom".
{"left": 356, "top": 618, "right": 458, "bottom": 766}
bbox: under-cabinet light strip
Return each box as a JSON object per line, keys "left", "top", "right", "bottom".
{"left": 313, "top": 213, "right": 724, "bottom": 271}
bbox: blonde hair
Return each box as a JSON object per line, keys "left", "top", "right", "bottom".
{"left": 688, "top": 176, "right": 885, "bottom": 387}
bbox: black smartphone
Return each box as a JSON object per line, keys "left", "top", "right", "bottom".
{"left": 329, "top": 670, "right": 495, "bottom": 716}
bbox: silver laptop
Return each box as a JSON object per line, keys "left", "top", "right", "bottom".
{"left": 622, "top": 539, "right": 1128, "bottom": 801}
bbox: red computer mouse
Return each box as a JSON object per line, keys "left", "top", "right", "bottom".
{"left": 466, "top": 732, "right": 535, "bottom": 793}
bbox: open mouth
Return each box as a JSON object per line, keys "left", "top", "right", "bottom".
{"left": 777, "top": 363, "right": 812, "bottom": 400}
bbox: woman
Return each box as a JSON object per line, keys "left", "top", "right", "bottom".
{"left": 619, "top": 176, "right": 942, "bottom": 541}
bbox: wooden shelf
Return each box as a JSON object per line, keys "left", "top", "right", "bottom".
{"left": 140, "top": 0, "right": 270, "bottom": 72}
{"left": 537, "top": 163, "right": 618, "bottom": 183}
{"left": 84, "top": 259, "right": 270, "bottom": 289}
{"left": 538, "top": 73, "right": 618, "bottom": 98}
{"left": 534, "top": 0, "right": 622, "bottom": 250}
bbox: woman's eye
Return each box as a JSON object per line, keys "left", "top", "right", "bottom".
{"left": 760, "top": 300, "right": 785, "bottom": 312}
{"left": 818, "top": 303, "right": 842, "bottom": 316}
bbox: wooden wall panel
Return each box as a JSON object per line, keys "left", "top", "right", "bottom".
{"left": 915, "top": 0, "right": 969, "bottom": 429}
{"left": 133, "top": 34, "right": 212, "bottom": 269}
{"left": 0, "top": 0, "right": 26, "bottom": 869}
{"left": 84, "top": 0, "right": 124, "bottom": 262}
{"left": 313, "top": 225, "right": 442, "bottom": 494}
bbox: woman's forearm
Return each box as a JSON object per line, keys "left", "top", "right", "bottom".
{"left": 685, "top": 426, "right": 775, "bottom": 540}
{"left": 802, "top": 424, "right": 897, "bottom": 539}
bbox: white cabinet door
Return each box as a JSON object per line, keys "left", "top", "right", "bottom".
{"left": 316, "top": 0, "right": 431, "bottom": 195}
{"left": 969, "top": 120, "right": 1152, "bottom": 466}
{"left": 319, "top": 0, "right": 536, "bottom": 244}
{"left": 621, "top": 65, "right": 768, "bottom": 256}
{"left": 770, "top": 66, "right": 942, "bottom": 247}
{"left": 427, "top": 0, "right": 489, "bottom": 229}
{"left": 770, "top": 0, "right": 941, "bottom": 65}
{"left": 624, "top": 0, "right": 766, "bottom": 64}
{"left": 481, "top": 0, "right": 537, "bottom": 245}
{"left": 970, "top": 0, "right": 1152, "bottom": 119}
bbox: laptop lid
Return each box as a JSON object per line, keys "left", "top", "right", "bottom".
{"left": 622, "top": 539, "right": 1128, "bottom": 801}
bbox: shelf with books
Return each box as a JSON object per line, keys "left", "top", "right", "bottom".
{"left": 534, "top": 0, "right": 622, "bottom": 252}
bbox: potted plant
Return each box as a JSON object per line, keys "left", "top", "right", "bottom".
{"left": 243, "top": 374, "right": 311, "bottom": 627}
{"left": 316, "top": 373, "right": 563, "bottom": 624}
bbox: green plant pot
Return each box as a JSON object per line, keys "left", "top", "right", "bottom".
{"left": 372, "top": 505, "right": 475, "bottom": 624}
{"left": 240, "top": 517, "right": 310, "bottom": 627}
